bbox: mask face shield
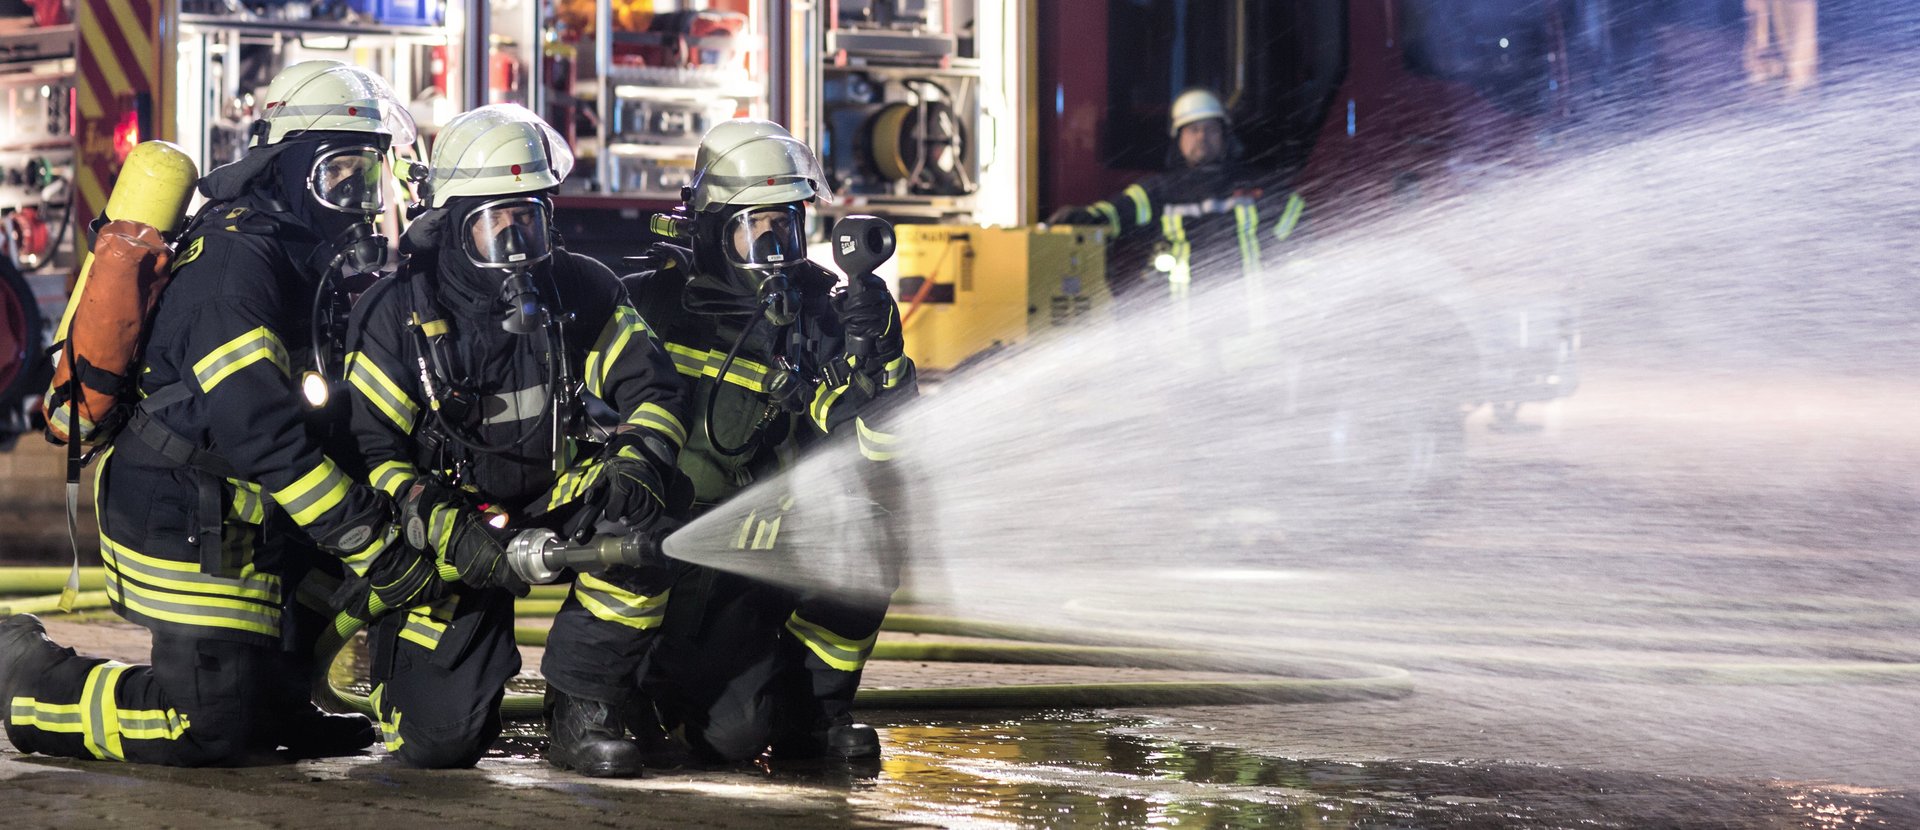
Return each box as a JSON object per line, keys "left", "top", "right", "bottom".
{"left": 461, "top": 197, "right": 552, "bottom": 270}
{"left": 310, "top": 146, "right": 386, "bottom": 215}
{"left": 720, "top": 204, "right": 805, "bottom": 273}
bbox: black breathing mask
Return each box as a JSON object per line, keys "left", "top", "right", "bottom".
{"left": 451, "top": 196, "right": 556, "bottom": 335}
{"left": 717, "top": 203, "right": 807, "bottom": 325}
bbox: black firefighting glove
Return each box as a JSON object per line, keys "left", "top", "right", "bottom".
{"left": 1047, "top": 205, "right": 1100, "bottom": 225}
{"left": 834, "top": 273, "right": 904, "bottom": 371}
{"left": 562, "top": 432, "right": 680, "bottom": 544}
{"left": 624, "top": 240, "right": 694, "bottom": 275}
{"left": 331, "top": 532, "right": 445, "bottom": 622}
{"left": 399, "top": 482, "right": 531, "bottom": 598}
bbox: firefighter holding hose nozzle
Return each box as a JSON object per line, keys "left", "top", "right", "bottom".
{"left": 337, "top": 104, "right": 689, "bottom": 774}
{"left": 621, "top": 118, "right": 917, "bottom": 765}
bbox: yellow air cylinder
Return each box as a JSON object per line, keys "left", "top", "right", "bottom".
{"left": 56, "top": 140, "right": 200, "bottom": 342}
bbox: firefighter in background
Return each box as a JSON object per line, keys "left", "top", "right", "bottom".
{"left": 1050, "top": 88, "right": 1308, "bottom": 300}
{"left": 620, "top": 119, "right": 914, "bottom": 763}
{"left": 0, "top": 61, "right": 439, "bottom": 766}
{"left": 341, "top": 104, "right": 688, "bottom": 774}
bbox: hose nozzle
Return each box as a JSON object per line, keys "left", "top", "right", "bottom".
{"left": 505, "top": 528, "right": 665, "bottom": 585}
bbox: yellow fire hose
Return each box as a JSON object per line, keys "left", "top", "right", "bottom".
{"left": 3, "top": 568, "right": 1413, "bottom": 722}
{"left": 19, "top": 568, "right": 1916, "bottom": 723}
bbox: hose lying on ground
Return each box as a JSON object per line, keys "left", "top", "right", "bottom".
{"left": 15, "top": 568, "right": 1920, "bottom": 721}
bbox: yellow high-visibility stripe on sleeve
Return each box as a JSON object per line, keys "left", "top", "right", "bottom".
{"left": 809, "top": 379, "right": 849, "bottom": 433}
{"left": 585, "top": 306, "right": 655, "bottom": 398}
{"left": 271, "top": 459, "right": 352, "bottom": 527}
{"left": 1089, "top": 201, "right": 1121, "bottom": 234}
{"left": 1235, "top": 203, "right": 1263, "bottom": 280}
{"left": 368, "top": 460, "right": 418, "bottom": 498}
{"left": 626, "top": 402, "right": 688, "bottom": 449}
{"left": 1123, "top": 183, "right": 1152, "bottom": 226}
{"left": 1273, "top": 192, "right": 1306, "bottom": 242}
{"left": 346, "top": 352, "right": 419, "bottom": 433}
{"left": 192, "top": 326, "right": 289, "bottom": 392}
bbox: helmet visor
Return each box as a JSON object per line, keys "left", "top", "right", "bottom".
{"left": 721, "top": 205, "right": 806, "bottom": 270}
{"left": 310, "top": 147, "right": 386, "bottom": 214}
{"left": 462, "top": 197, "right": 553, "bottom": 269}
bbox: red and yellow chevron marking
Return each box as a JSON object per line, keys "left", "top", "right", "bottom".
{"left": 74, "top": 0, "right": 163, "bottom": 237}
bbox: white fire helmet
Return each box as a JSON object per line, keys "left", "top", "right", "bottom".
{"left": 252, "top": 60, "right": 417, "bottom": 148}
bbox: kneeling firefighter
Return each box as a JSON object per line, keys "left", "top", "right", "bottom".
{"left": 0, "top": 60, "right": 439, "bottom": 766}
{"left": 341, "top": 104, "right": 689, "bottom": 772}
{"left": 624, "top": 119, "right": 916, "bottom": 763}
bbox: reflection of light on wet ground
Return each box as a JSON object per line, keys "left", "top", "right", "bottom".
{"left": 847, "top": 716, "right": 1919, "bottom": 828}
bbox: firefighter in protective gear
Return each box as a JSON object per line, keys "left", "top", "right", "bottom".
{"left": 1, "top": 61, "right": 430, "bottom": 767}
{"left": 341, "top": 104, "right": 688, "bottom": 773}
{"left": 620, "top": 119, "right": 915, "bottom": 764}
{"left": 1050, "top": 87, "right": 1308, "bottom": 299}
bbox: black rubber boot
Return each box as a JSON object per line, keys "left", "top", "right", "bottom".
{"left": 545, "top": 688, "right": 644, "bottom": 778}
{"left": 279, "top": 707, "right": 377, "bottom": 759}
{"left": 0, "top": 615, "right": 76, "bottom": 708}
{"left": 772, "top": 713, "right": 881, "bottom": 761}
{"left": 825, "top": 720, "right": 881, "bottom": 760}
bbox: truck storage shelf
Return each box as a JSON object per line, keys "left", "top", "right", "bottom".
{"left": 178, "top": 14, "right": 450, "bottom": 40}
{"left": 0, "top": 25, "right": 75, "bottom": 63}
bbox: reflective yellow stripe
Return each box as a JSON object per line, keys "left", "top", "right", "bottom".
{"left": 574, "top": 575, "right": 669, "bottom": 630}
{"left": 1273, "top": 192, "right": 1305, "bottom": 242}
{"left": 856, "top": 417, "right": 900, "bottom": 462}
{"left": 80, "top": 662, "right": 133, "bottom": 760}
{"left": 226, "top": 479, "right": 265, "bottom": 525}
{"left": 102, "top": 571, "right": 282, "bottom": 638}
{"left": 117, "top": 705, "right": 191, "bottom": 741}
{"left": 785, "top": 613, "right": 877, "bottom": 672}
{"left": 733, "top": 509, "right": 758, "bottom": 549}
{"left": 173, "top": 237, "right": 205, "bottom": 270}
{"left": 10, "top": 698, "right": 84, "bottom": 734}
{"left": 192, "top": 326, "right": 289, "bottom": 392}
{"left": 271, "top": 460, "right": 352, "bottom": 527}
{"left": 48, "top": 406, "right": 97, "bottom": 443}
{"left": 664, "top": 342, "right": 769, "bottom": 392}
{"left": 1123, "top": 183, "right": 1152, "bottom": 226}
{"left": 340, "top": 526, "right": 396, "bottom": 578}
{"left": 397, "top": 602, "right": 449, "bottom": 650}
{"left": 751, "top": 515, "right": 782, "bottom": 550}
{"left": 1163, "top": 214, "right": 1192, "bottom": 294}
{"left": 542, "top": 460, "right": 604, "bottom": 513}
{"left": 586, "top": 306, "right": 654, "bottom": 398}
{"left": 810, "top": 380, "right": 849, "bottom": 433}
{"left": 1089, "top": 201, "right": 1121, "bottom": 234}
{"left": 1235, "top": 203, "right": 1263, "bottom": 280}
{"left": 99, "top": 531, "right": 281, "bottom": 602}
{"left": 627, "top": 402, "right": 687, "bottom": 449}
{"left": 369, "top": 460, "right": 418, "bottom": 498}
{"left": 346, "top": 352, "right": 419, "bottom": 433}
{"left": 428, "top": 503, "right": 458, "bottom": 558}
{"left": 371, "top": 685, "right": 404, "bottom": 751}
{"left": 881, "top": 356, "right": 909, "bottom": 390}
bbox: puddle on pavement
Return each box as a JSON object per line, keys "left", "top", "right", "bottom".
{"left": 468, "top": 708, "right": 1916, "bottom": 828}
{"left": 335, "top": 634, "right": 1915, "bottom": 825}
